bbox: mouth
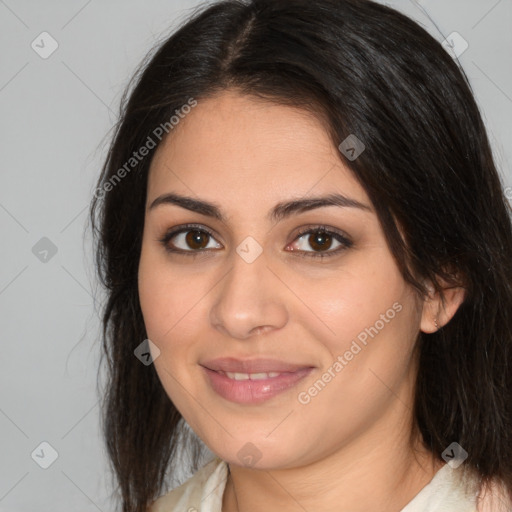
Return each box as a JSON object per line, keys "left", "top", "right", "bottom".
{"left": 200, "top": 357, "right": 314, "bottom": 404}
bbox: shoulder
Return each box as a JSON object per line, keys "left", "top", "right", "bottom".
{"left": 149, "top": 457, "right": 228, "bottom": 512}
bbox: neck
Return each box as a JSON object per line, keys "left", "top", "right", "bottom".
{"left": 223, "top": 427, "right": 443, "bottom": 512}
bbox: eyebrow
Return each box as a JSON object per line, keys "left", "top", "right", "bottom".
{"left": 148, "top": 192, "right": 373, "bottom": 222}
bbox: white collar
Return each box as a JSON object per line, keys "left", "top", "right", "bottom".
{"left": 151, "top": 457, "right": 483, "bottom": 512}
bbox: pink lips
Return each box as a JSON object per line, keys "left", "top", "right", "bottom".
{"left": 200, "top": 357, "right": 314, "bottom": 404}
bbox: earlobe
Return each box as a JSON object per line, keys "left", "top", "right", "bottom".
{"left": 420, "top": 282, "right": 466, "bottom": 333}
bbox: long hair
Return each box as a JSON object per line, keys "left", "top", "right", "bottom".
{"left": 89, "top": 0, "right": 512, "bottom": 510}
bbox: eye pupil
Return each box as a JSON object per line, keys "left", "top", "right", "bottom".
{"left": 186, "top": 230, "right": 209, "bottom": 249}
{"left": 309, "top": 231, "right": 332, "bottom": 251}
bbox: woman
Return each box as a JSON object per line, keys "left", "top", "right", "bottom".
{"left": 89, "top": 0, "right": 512, "bottom": 511}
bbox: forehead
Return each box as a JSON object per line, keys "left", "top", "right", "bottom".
{"left": 147, "top": 90, "right": 369, "bottom": 211}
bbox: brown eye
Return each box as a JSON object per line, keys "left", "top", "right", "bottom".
{"left": 288, "top": 226, "right": 353, "bottom": 259}
{"left": 159, "top": 225, "right": 222, "bottom": 253}
{"left": 308, "top": 231, "right": 334, "bottom": 252}
{"left": 185, "top": 230, "right": 210, "bottom": 250}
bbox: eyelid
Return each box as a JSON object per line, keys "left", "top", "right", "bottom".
{"left": 158, "top": 223, "right": 353, "bottom": 257}
{"left": 292, "top": 224, "right": 352, "bottom": 245}
{"left": 158, "top": 223, "right": 221, "bottom": 252}
{"left": 287, "top": 224, "right": 353, "bottom": 258}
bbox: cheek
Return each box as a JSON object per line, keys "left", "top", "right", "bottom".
{"left": 300, "top": 252, "right": 410, "bottom": 355}
{"left": 293, "top": 275, "right": 419, "bottom": 449}
{"left": 138, "top": 247, "right": 203, "bottom": 344}
{"left": 138, "top": 249, "right": 202, "bottom": 409}
{"left": 138, "top": 252, "right": 170, "bottom": 342}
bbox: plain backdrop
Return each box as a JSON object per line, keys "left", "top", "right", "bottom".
{"left": 0, "top": 0, "right": 511, "bottom": 510}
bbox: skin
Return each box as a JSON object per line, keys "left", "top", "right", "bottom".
{"left": 138, "top": 89, "right": 465, "bottom": 512}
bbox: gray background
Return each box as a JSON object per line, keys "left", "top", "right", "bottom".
{"left": 0, "top": 0, "right": 510, "bottom": 510}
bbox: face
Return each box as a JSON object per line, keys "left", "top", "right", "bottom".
{"left": 138, "top": 89, "right": 425, "bottom": 469}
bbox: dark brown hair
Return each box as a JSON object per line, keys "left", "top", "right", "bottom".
{"left": 89, "top": 0, "right": 512, "bottom": 510}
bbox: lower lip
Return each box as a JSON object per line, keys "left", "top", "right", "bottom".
{"left": 202, "top": 367, "right": 314, "bottom": 404}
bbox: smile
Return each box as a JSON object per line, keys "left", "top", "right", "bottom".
{"left": 200, "top": 358, "right": 314, "bottom": 404}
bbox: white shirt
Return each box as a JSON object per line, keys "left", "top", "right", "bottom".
{"left": 150, "top": 457, "right": 509, "bottom": 512}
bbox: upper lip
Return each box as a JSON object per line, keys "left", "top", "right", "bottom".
{"left": 200, "top": 357, "right": 313, "bottom": 374}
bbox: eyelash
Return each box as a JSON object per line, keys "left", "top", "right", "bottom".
{"left": 158, "top": 223, "right": 353, "bottom": 260}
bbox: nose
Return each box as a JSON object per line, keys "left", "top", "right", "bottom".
{"left": 209, "top": 247, "right": 288, "bottom": 340}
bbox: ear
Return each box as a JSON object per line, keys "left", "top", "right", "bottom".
{"left": 420, "top": 280, "right": 466, "bottom": 333}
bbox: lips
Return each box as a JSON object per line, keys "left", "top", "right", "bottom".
{"left": 200, "top": 357, "right": 314, "bottom": 404}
